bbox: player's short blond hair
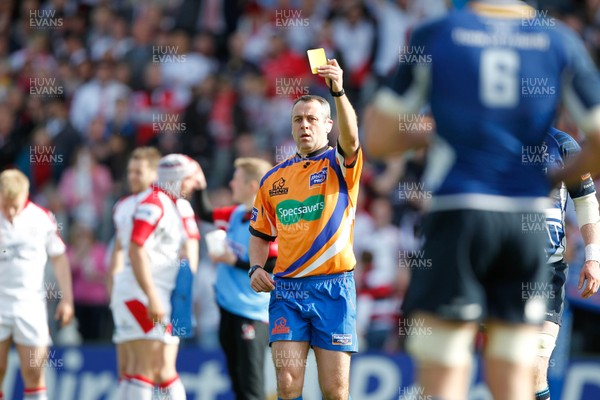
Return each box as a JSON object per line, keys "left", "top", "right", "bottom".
{"left": 0, "top": 169, "right": 30, "bottom": 199}
{"left": 130, "top": 147, "right": 161, "bottom": 170}
{"left": 234, "top": 158, "right": 272, "bottom": 183}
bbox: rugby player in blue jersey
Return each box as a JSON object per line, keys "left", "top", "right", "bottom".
{"left": 532, "top": 128, "right": 600, "bottom": 400}
{"left": 365, "top": 1, "right": 600, "bottom": 399}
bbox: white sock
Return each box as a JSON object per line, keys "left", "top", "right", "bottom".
{"left": 115, "top": 376, "right": 130, "bottom": 400}
{"left": 23, "top": 387, "right": 47, "bottom": 400}
{"left": 126, "top": 375, "right": 154, "bottom": 400}
{"left": 157, "top": 375, "right": 186, "bottom": 400}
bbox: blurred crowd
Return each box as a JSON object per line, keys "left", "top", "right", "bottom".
{"left": 1, "top": 0, "right": 600, "bottom": 352}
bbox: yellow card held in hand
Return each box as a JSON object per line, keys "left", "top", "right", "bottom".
{"left": 307, "top": 48, "right": 327, "bottom": 74}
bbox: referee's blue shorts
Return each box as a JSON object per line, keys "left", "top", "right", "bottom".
{"left": 269, "top": 271, "right": 358, "bottom": 352}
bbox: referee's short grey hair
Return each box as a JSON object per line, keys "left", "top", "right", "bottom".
{"left": 292, "top": 95, "right": 331, "bottom": 119}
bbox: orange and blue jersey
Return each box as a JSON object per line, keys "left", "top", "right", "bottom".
{"left": 250, "top": 144, "right": 362, "bottom": 278}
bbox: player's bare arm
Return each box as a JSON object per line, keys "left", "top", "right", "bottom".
{"left": 578, "top": 221, "right": 600, "bottom": 298}
{"left": 364, "top": 92, "right": 432, "bottom": 159}
{"left": 129, "top": 243, "right": 164, "bottom": 321}
{"left": 107, "top": 238, "right": 124, "bottom": 296}
{"left": 249, "top": 235, "right": 274, "bottom": 293}
{"left": 317, "top": 59, "right": 359, "bottom": 162}
{"left": 50, "top": 253, "right": 74, "bottom": 327}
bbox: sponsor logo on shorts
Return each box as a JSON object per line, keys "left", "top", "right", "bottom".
{"left": 272, "top": 317, "right": 291, "bottom": 335}
{"left": 251, "top": 207, "right": 258, "bottom": 222}
{"left": 309, "top": 167, "right": 328, "bottom": 188}
{"left": 332, "top": 333, "right": 352, "bottom": 346}
{"left": 269, "top": 177, "right": 289, "bottom": 196}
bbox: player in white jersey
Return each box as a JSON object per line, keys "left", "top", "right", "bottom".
{"left": 0, "top": 169, "right": 74, "bottom": 400}
{"left": 111, "top": 153, "right": 202, "bottom": 400}
{"left": 109, "top": 147, "right": 161, "bottom": 400}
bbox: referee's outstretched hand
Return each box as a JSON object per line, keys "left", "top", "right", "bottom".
{"left": 317, "top": 58, "right": 343, "bottom": 93}
{"left": 250, "top": 267, "right": 275, "bottom": 293}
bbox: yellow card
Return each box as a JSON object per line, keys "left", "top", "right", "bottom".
{"left": 307, "top": 48, "right": 327, "bottom": 74}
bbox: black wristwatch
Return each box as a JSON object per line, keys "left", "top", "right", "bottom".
{"left": 330, "top": 87, "right": 345, "bottom": 97}
{"left": 248, "top": 264, "right": 263, "bottom": 278}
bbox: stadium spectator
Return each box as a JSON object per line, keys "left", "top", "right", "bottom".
{"left": 259, "top": 33, "right": 310, "bottom": 100}
{"left": 106, "top": 97, "right": 136, "bottom": 145}
{"left": 91, "top": 15, "right": 133, "bottom": 62}
{"left": 83, "top": 116, "right": 112, "bottom": 164}
{"left": 57, "top": 146, "right": 113, "bottom": 231}
{"left": 182, "top": 73, "right": 249, "bottom": 187}
{"left": 357, "top": 197, "right": 403, "bottom": 350}
{"left": 0, "top": 103, "right": 27, "bottom": 170}
{"left": 131, "top": 63, "right": 179, "bottom": 146}
{"left": 44, "top": 98, "right": 82, "bottom": 180}
{"left": 329, "top": 1, "right": 377, "bottom": 103}
{"left": 15, "top": 126, "right": 55, "bottom": 193}
{"left": 56, "top": 32, "right": 88, "bottom": 77}
{"left": 159, "top": 29, "right": 216, "bottom": 108}
{"left": 69, "top": 59, "right": 130, "bottom": 135}
{"left": 23, "top": 96, "right": 45, "bottom": 130}
{"left": 209, "top": 75, "right": 247, "bottom": 185}
{"left": 284, "top": 0, "right": 329, "bottom": 54}
{"left": 222, "top": 32, "right": 260, "bottom": 90}
{"left": 123, "top": 17, "right": 155, "bottom": 91}
{"left": 0, "top": 61, "right": 12, "bottom": 100}
{"left": 236, "top": 4, "right": 275, "bottom": 65}
{"left": 366, "top": 0, "right": 413, "bottom": 81}
{"left": 237, "top": 71, "right": 282, "bottom": 151}
{"left": 9, "top": 33, "right": 56, "bottom": 77}
{"left": 68, "top": 222, "right": 111, "bottom": 342}
{"left": 114, "top": 61, "right": 133, "bottom": 88}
